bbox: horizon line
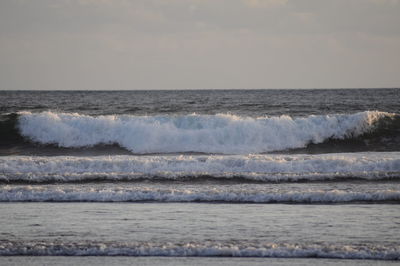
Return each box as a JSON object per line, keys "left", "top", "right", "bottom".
{"left": 1, "top": 87, "right": 399, "bottom": 92}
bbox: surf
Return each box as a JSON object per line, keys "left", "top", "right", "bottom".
{"left": 1, "top": 153, "right": 400, "bottom": 183}
{"left": 1, "top": 240, "right": 399, "bottom": 260}
{"left": 0, "top": 111, "right": 395, "bottom": 154}
{"left": 1, "top": 185, "right": 399, "bottom": 203}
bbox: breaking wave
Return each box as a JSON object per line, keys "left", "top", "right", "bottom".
{"left": 1, "top": 153, "right": 399, "bottom": 183}
{"left": 1, "top": 111, "right": 399, "bottom": 154}
{"left": 0, "top": 240, "right": 398, "bottom": 260}
{"left": 1, "top": 186, "right": 399, "bottom": 203}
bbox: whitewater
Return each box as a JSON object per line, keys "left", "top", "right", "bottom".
{"left": 1, "top": 153, "right": 400, "bottom": 182}
{"left": 1, "top": 184, "right": 399, "bottom": 203}
{"left": 1, "top": 240, "right": 399, "bottom": 259}
{"left": 16, "top": 111, "right": 395, "bottom": 154}
{"left": 1, "top": 89, "right": 400, "bottom": 264}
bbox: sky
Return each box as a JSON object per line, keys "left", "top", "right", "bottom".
{"left": 0, "top": 0, "right": 399, "bottom": 90}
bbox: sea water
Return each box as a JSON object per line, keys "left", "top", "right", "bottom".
{"left": 0, "top": 89, "right": 399, "bottom": 265}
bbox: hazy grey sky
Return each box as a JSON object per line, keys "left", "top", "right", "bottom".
{"left": 1, "top": 0, "right": 399, "bottom": 90}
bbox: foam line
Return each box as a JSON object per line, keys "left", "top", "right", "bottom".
{"left": 1, "top": 186, "right": 399, "bottom": 202}
{"left": 1, "top": 152, "right": 399, "bottom": 183}
{"left": 0, "top": 241, "right": 398, "bottom": 260}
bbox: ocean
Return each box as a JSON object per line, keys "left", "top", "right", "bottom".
{"left": 0, "top": 89, "right": 399, "bottom": 265}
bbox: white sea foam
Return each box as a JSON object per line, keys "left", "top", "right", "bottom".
{"left": 0, "top": 241, "right": 398, "bottom": 260}
{"left": 1, "top": 152, "right": 399, "bottom": 182}
{"left": 1, "top": 186, "right": 399, "bottom": 202}
{"left": 17, "top": 111, "right": 393, "bottom": 154}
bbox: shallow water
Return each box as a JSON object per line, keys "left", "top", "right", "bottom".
{"left": 0, "top": 203, "right": 399, "bottom": 259}
{"left": 2, "top": 256, "right": 399, "bottom": 266}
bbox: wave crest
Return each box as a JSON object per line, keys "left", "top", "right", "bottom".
{"left": 15, "top": 111, "right": 397, "bottom": 154}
